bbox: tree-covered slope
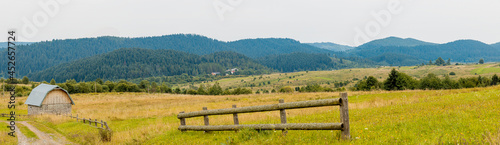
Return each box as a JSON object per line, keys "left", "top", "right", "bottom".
{"left": 356, "top": 36, "right": 437, "bottom": 49}
{"left": 353, "top": 40, "right": 500, "bottom": 63}
{"left": 0, "top": 34, "right": 335, "bottom": 77}
{"left": 27, "top": 48, "right": 271, "bottom": 82}
{"left": 305, "top": 42, "right": 354, "bottom": 52}
{"left": 227, "top": 38, "right": 334, "bottom": 58}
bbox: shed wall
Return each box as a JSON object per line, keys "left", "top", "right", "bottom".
{"left": 28, "top": 104, "right": 72, "bottom": 115}
{"left": 42, "top": 89, "right": 72, "bottom": 105}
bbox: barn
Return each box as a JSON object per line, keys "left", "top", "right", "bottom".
{"left": 25, "top": 84, "right": 75, "bottom": 115}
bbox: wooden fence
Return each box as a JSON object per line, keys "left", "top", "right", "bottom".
{"left": 64, "top": 114, "right": 112, "bottom": 131}
{"left": 0, "top": 113, "right": 29, "bottom": 117}
{"left": 177, "top": 92, "right": 350, "bottom": 140}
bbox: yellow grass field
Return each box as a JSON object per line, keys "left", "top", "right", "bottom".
{"left": 1, "top": 85, "right": 499, "bottom": 144}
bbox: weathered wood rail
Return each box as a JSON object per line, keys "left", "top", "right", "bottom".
{"left": 178, "top": 92, "right": 350, "bottom": 140}
{"left": 64, "top": 114, "right": 112, "bottom": 131}
{"left": 0, "top": 113, "right": 29, "bottom": 117}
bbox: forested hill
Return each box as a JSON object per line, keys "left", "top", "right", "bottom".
{"left": 492, "top": 42, "right": 500, "bottom": 49}
{"left": 226, "top": 38, "right": 333, "bottom": 58}
{"left": 351, "top": 40, "right": 500, "bottom": 63}
{"left": 27, "top": 48, "right": 271, "bottom": 82}
{"left": 356, "top": 36, "right": 437, "bottom": 49}
{"left": 257, "top": 52, "right": 375, "bottom": 72}
{"left": 305, "top": 42, "right": 354, "bottom": 52}
{"left": 0, "top": 34, "right": 333, "bottom": 77}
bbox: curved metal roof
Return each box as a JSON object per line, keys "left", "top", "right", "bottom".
{"left": 25, "top": 84, "right": 74, "bottom": 107}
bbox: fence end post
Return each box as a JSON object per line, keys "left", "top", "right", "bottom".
{"left": 179, "top": 111, "right": 186, "bottom": 132}
{"left": 339, "top": 92, "right": 350, "bottom": 140}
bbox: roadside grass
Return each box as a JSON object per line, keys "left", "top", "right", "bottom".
{"left": 0, "top": 121, "right": 17, "bottom": 145}
{"left": 16, "top": 123, "right": 38, "bottom": 140}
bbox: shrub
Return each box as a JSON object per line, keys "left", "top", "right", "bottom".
{"left": 449, "top": 72, "right": 456, "bottom": 75}
{"left": 279, "top": 86, "right": 293, "bottom": 93}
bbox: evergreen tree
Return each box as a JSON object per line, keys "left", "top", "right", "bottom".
{"left": 446, "top": 58, "right": 451, "bottom": 65}
{"left": 491, "top": 74, "right": 499, "bottom": 85}
{"left": 479, "top": 59, "right": 484, "bottom": 64}
{"left": 384, "top": 69, "right": 399, "bottom": 90}
{"left": 435, "top": 57, "right": 446, "bottom": 66}
{"left": 50, "top": 79, "right": 56, "bottom": 85}
{"left": 208, "top": 82, "right": 223, "bottom": 95}
{"left": 428, "top": 60, "right": 433, "bottom": 65}
{"left": 197, "top": 84, "right": 207, "bottom": 95}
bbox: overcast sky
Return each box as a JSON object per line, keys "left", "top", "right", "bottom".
{"left": 1, "top": 0, "right": 500, "bottom": 46}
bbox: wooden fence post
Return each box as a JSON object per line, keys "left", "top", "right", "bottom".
{"left": 232, "top": 105, "right": 239, "bottom": 132}
{"left": 179, "top": 111, "right": 186, "bottom": 132}
{"left": 203, "top": 107, "right": 210, "bottom": 133}
{"left": 104, "top": 122, "right": 110, "bottom": 131}
{"left": 339, "top": 92, "right": 350, "bottom": 140}
{"left": 76, "top": 114, "right": 78, "bottom": 122}
{"left": 279, "top": 99, "right": 288, "bottom": 135}
{"left": 83, "top": 118, "right": 85, "bottom": 123}
{"left": 95, "top": 119, "right": 98, "bottom": 127}
{"left": 89, "top": 118, "right": 92, "bottom": 125}
{"left": 101, "top": 120, "right": 104, "bottom": 128}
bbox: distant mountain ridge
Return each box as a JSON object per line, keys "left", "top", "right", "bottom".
{"left": 306, "top": 42, "right": 354, "bottom": 52}
{"left": 351, "top": 39, "right": 500, "bottom": 65}
{"left": 492, "top": 42, "right": 500, "bottom": 49}
{"left": 1, "top": 34, "right": 499, "bottom": 81}
{"left": 357, "top": 36, "right": 437, "bottom": 49}
{"left": 0, "top": 34, "right": 333, "bottom": 77}
{"left": 0, "top": 42, "right": 35, "bottom": 49}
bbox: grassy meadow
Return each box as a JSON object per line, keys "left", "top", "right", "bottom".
{"left": 1, "top": 85, "right": 500, "bottom": 144}
{"left": 0, "top": 63, "right": 499, "bottom": 144}
{"left": 177, "top": 63, "right": 500, "bottom": 92}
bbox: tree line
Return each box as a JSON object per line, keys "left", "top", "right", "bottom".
{"left": 355, "top": 68, "right": 499, "bottom": 91}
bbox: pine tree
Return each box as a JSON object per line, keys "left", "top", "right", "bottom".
{"left": 50, "top": 79, "right": 56, "bottom": 85}
{"left": 384, "top": 69, "right": 399, "bottom": 90}
{"left": 479, "top": 59, "right": 484, "bottom": 64}
{"left": 492, "top": 74, "right": 499, "bottom": 85}
{"left": 446, "top": 58, "right": 451, "bottom": 65}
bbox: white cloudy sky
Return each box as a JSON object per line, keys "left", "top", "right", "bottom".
{"left": 1, "top": 0, "right": 500, "bottom": 46}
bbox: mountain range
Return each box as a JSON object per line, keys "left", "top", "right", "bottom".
{"left": 1, "top": 34, "right": 499, "bottom": 82}
{"left": 306, "top": 42, "right": 354, "bottom": 52}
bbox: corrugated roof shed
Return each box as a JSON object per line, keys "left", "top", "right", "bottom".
{"left": 25, "top": 84, "right": 75, "bottom": 107}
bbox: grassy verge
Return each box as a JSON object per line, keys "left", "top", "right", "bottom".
{"left": 0, "top": 121, "right": 17, "bottom": 145}
{"left": 16, "top": 123, "right": 38, "bottom": 140}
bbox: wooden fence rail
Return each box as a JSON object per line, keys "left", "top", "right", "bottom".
{"left": 64, "top": 114, "right": 111, "bottom": 131}
{"left": 178, "top": 92, "right": 350, "bottom": 140}
{"left": 0, "top": 113, "right": 29, "bottom": 117}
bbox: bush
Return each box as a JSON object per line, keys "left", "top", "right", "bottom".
{"left": 98, "top": 129, "right": 112, "bottom": 142}
{"left": 419, "top": 73, "right": 443, "bottom": 90}
{"left": 279, "top": 86, "right": 293, "bottom": 93}
{"left": 449, "top": 72, "right": 456, "bottom": 75}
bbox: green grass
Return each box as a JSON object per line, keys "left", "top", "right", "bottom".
{"left": 16, "top": 123, "right": 38, "bottom": 140}
{"left": 146, "top": 86, "right": 500, "bottom": 144}
{"left": 0, "top": 121, "right": 17, "bottom": 145}
{"left": 471, "top": 67, "right": 500, "bottom": 75}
